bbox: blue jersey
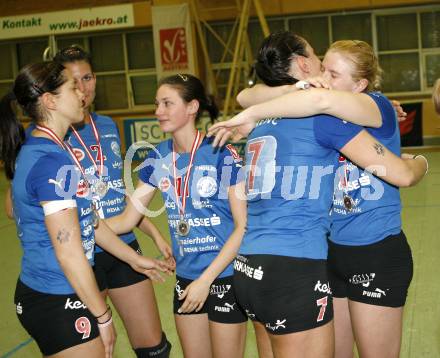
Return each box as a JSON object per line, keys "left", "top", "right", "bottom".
{"left": 330, "top": 93, "right": 402, "bottom": 245}
{"left": 241, "top": 116, "right": 362, "bottom": 259}
{"left": 65, "top": 113, "right": 135, "bottom": 253}
{"left": 139, "top": 137, "right": 244, "bottom": 280}
{"left": 12, "top": 137, "right": 95, "bottom": 294}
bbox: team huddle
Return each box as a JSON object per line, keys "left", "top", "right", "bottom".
{"left": 0, "top": 30, "right": 434, "bottom": 358}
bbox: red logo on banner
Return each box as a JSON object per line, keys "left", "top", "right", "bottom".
{"left": 159, "top": 27, "right": 188, "bottom": 71}
{"left": 399, "top": 110, "right": 416, "bottom": 136}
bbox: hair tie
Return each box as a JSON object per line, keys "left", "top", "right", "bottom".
{"left": 32, "top": 83, "right": 44, "bottom": 95}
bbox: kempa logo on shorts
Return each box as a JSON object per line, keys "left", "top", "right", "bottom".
{"left": 349, "top": 273, "right": 376, "bottom": 287}
{"left": 362, "top": 287, "right": 388, "bottom": 299}
{"left": 65, "top": 298, "right": 87, "bottom": 310}
{"left": 214, "top": 302, "right": 236, "bottom": 313}
{"left": 210, "top": 284, "right": 231, "bottom": 298}
{"left": 16, "top": 302, "right": 23, "bottom": 315}
{"left": 314, "top": 280, "right": 332, "bottom": 294}
{"left": 265, "top": 319, "right": 287, "bottom": 331}
{"left": 175, "top": 281, "right": 184, "bottom": 298}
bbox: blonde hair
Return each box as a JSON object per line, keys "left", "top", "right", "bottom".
{"left": 328, "top": 40, "right": 383, "bottom": 91}
{"left": 433, "top": 78, "right": 440, "bottom": 115}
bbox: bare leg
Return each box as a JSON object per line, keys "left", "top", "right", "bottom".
{"left": 175, "top": 313, "right": 212, "bottom": 358}
{"left": 349, "top": 301, "right": 403, "bottom": 358}
{"left": 253, "top": 321, "right": 274, "bottom": 358}
{"left": 210, "top": 321, "right": 247, "bottom": 358}
{"left": 333, "top": 297, "right": 354, "bottom": 358}
{"left": 47, "top": 336, "right": 104, "bottom": 358}
{"left": 269, "top": 321, "right": 334, "bottom": 358}
{"left": 108, "top": 280, "right": 162, "bottom": 348}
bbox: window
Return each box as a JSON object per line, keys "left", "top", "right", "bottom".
{"left": 380, "top": 53, "right": 420, "bottom": 92}
{"left": 204, "top": 4, "right": 439, "bottom": 98}
{"left": 425, "top": 54, "right": 440, "bottom": 87}
{"left": 289, "top": 17, "right": 328, "bottom": 56}
{"left": 130, "top": 75, "right": 157, "bottom": 105}
{"left": 0, "top": 29, "right": 158, "bottom": 112}
{"left": 248, "top": 18, "right": 285, "bottom": 56}
{"left": 17, "top": 38, "right": 48, "bottom": 69}
{"left": 332, "top": 13, "right": 372, "bottom": 44}
{"left": 377, "top": 14, "right": 418, "bottom": 51}
{"left": 127, "top": 30, "right": 156, "bottom": 69}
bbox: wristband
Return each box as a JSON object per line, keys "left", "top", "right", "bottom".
{"left": 97, "top": 317, "right": 113, "bottom": 328}
{"left": 413, "top": 154, "right": 429, "bottom": 175}
{"left": 95, "top": 305, "right": 111, "bottom": 320}
{"left": 295, "top": 80, "right": 310, "bottom": 90}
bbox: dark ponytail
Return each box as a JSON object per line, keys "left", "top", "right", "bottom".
{"left": 255, "top": 31, "right": 308, "bottom": 86}
{"left": 158, "top": 74, "right": 219, "bottom": 124}
{"left": 0, "top": 92, "right": 25, "bottom": 180}
{"left": 0, "top": 61, "right": 66, "bottom": 179}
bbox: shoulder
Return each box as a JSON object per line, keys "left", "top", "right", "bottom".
{"left": 93, "top": 113, "right": 118, "bottom": 130}
{"left": 33, "top": 151, "right": 72, "bottom": 173}
{"left": 155, "top": 139, "right": 172, "bottom": 154}
{"left": 92, "top": 112, "right": 114, "bottom": 124}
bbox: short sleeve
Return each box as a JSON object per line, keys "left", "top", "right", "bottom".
{"left": 218, "top": 144, "right": 245, "bottom": 187}
{"left": 365, "top": 92, "right": 397, "bottom": 139}
{"left": 138, "top": 147, "right": 160, "bottom": 187}
{"left": 314, "top": 114, "right": 363, "bottom": 150}
{"left": 27, "top": 152, "right": 78, "bottom": 202}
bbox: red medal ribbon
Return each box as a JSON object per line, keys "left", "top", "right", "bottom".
{"left": 172, "top": 130, "right": 202, "bottom": 219}
{"left": 36, "top": 124, "right": 87, "bottom": 182}
{"left": 69, "top": 114, "right": 104, "bottom": 177}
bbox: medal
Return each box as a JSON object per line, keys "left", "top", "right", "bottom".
{"left": 92, "top": 208, "right": 100, "bottom": 228}
{"left": 339, "top": 159, "right": 356, "bottom": 212}
{"left": 93, "top": 179, "right": 108, "bottom": 199}
{"left": 176, "top": 219, "right": 190, "bottom": 236}
{"left": 343, "top": 194, "right": 354, "bottom": 212}
{"left": 70, "top": 115, "right": 106, "bottom": 199}
{"left": 172, "top": 130, "right": 203, "bottom": 239}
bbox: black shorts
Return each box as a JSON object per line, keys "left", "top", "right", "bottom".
{"left": 173, "top": 275, "right": 247, "bottom": 324}
{"left": 14, "top": 280, "right": 99, "bottom": 356}
{"left": 94, "top": 239, "right": 147, "bottom": 290}
{"left": 233, "top": 254, "right": 333, "bottom": 335}
{"left": 328, "top": 231, "right": 413, "bottom": 307}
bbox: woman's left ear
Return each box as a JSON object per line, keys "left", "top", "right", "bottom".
{"left": 40, "top": 92, "right": 57, "bottom": 111}
{"left": 355, "top": 78, "right": 369, "bottom": 92}
{"left": 187, "top": 99, "right": 199, "bottom": 116}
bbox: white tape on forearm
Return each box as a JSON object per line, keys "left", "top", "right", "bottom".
{"left": 42, "top": 200, "right": 77, "bottom": 216}
{"left": 295, "top": 80, "right": 310, "bottom": 90}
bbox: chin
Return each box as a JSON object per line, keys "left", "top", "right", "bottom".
{"left": 158, "top": 123, "right": 173, "bottom": 133}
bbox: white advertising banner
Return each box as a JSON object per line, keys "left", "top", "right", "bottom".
{"left": 152, "top": 3, "right": 196, "bottom": 80}
{"left": 0, "top": 4, "right": 134, "bottom": 40}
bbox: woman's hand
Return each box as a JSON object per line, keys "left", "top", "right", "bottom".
{"left": 130, "top": 255, "right": 174, "bottom": 282}
{"left": 97, "top": 311, "right": 117, "bottom": 358}
{"left": 153, "top": 235, "right": 176, "bottom": 271}
{"left": 304, "top": 76, "right": 331, "bottom": 89}
{"left": 207, "top": 109, "right": 257, "bottom": 147}
{"left": 177, "top": 278, "right": 211, "bottom": 314}
{"left": 391, "top": 100, "right": 407, "bottom": 122}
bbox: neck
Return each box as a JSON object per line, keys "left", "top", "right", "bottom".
{"left": 36, "top": 118, "right": 70, "bottom": 142}
{"left": 83, "top": 109, "right": 91, "bottom": 124}
{"left": 173, "top": 127, "right": 201, "bottom": 153}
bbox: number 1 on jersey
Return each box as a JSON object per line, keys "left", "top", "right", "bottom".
{"left": 245, "top": 136, "right": 277, "bottom": 195}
